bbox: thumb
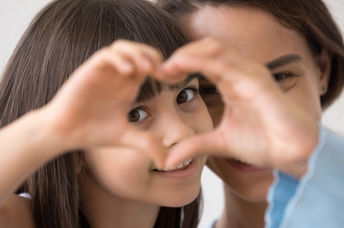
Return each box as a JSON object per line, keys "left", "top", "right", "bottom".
{"left": 119, "top": 127, "right": 167, "bottom": 169}
{"left": 165, "top": 130, "right": 227, "bottom": 169}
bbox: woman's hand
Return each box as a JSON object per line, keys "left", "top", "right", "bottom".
{"left": 160, "top": 38, "right": 319, "bottom": 177}
{"left": 42, "top": 40, "right": 166, "bottom": 166}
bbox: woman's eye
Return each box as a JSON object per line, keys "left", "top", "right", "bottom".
{"left": 128, "top": 108, "right": 149, "bottom": 123}
{"left": 272, "top": 72, "right": 299, "bottom": 91}
{"left": 177, "top": 88, "right": 198, "bottom": 104}
{"left": 272, "top": 72, "right": 293, "bottom": 82}
{"left": 199, "top": 85, "right": 219, "bottom": 95}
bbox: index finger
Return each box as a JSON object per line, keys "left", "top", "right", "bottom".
{"left": 164, "top": 129, "right": 228, "bottom": 169}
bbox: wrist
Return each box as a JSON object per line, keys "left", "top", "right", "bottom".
{"left": 23, "top": 109, "right": 70, "bottom": 159}
{"left": 278, "top": 122, "right": 320, "bottom": 179}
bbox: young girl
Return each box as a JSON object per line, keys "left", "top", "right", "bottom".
{"left": 158, "top": 0, "right": 344, "bottom": 227}
{"left": 0, "top": 0, "right": 213, "bottom": 227}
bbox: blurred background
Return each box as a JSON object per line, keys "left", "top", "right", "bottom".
{"left": 1, "top": 1, "right": 343, "bottom": 227}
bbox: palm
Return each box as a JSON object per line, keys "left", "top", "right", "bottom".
{"left": 45, "top": 59, "right": 130, "bottom": 148}
{"left": 217, "top": 86, "right": 316, "bottom": 167}
{"left": 163, "top": 38, "right": 318, "bottom": 172}
{"left": 41, "top": 41, "right": 167, "bottom": 166}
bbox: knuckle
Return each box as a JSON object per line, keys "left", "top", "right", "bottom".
{"left": 111, "top": 39, "right": 131, "bottom": 49}
{"left": 210, "top": 41, "right": 223, "bottom": 55}
{"left": 204, "top": 36, "right": 217, "bottom": 43}
{"left": 92, "top": 49, "right": 109, "bottom": 62}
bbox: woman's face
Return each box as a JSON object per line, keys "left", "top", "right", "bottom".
{"left": 185, "top": 6, "right": 330, "bottom": 202}
{"left": 83, "top": 78, "right": 212, "bottom": 207}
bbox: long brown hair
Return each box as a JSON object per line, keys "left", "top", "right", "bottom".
{"left": 157, "top": 0, "right": 344, "bottom": 109}
{"left": 0, "top": 0, "right": 201, "bottom": 227}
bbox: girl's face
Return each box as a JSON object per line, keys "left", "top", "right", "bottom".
{"left": 83, "top": 78, "right": 212, "bottom": 207}
{"left": 185, "top": 6, "right": 330, "bottom": 202}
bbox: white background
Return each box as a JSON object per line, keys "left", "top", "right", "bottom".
{"left": 0, "top": 1, "right": 343, "bottom": 227}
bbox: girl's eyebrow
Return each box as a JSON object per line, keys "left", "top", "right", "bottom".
{"left": 134, "top": 74, "right": 200, "bottom": 103}
{"left": 266, "top": 54, "right": 302, "bottom": 70}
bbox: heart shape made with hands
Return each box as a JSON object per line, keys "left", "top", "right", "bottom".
{"left": 151, "top": 38, "right": 318, "bottom": 174}
{"left": 61, "top": 38, "right": 317, "bottom": 175}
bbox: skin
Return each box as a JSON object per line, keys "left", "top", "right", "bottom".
{"left": 0, "top": 40, "right": 212, "bottom": 228}
{"left": 159, "top": 5, "right": 331, "bottom": 228}
{"left": 0, "top": 7, "right": 333, "bottom": 228}
{"left": 82, "top": 78, "right": 211, "bottom": 228}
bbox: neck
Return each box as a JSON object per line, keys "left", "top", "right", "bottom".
{"left": 81, "top": 174, "right": 160, "bottom": 228}
{"left": 216, "top": 185, "right": 267, "bottom": 228}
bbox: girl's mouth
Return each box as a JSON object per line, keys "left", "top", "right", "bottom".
{"left": 153, "top": 158, "right": 192, "bottom": 172}
{"left": 152, "top": 158, "right": 198, "bottom": 179}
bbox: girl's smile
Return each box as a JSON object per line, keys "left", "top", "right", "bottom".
{"left": 83, "top": 77, "right": 212, "bottom": 207}
{"left": 152, "top": 157, "right": 199, "bottom": 179}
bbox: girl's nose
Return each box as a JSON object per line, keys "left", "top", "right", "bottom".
{"left": 159, "top": 114, "right": 196, "bottom": 149}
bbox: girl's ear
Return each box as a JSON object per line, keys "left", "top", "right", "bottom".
{"left": 316, "top": 49, "right": 332, "bottom": 96}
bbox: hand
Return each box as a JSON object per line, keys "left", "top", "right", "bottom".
{"left": 42, "top": 40, "right": 166, "bottom": 167}
{"left": 160, "top": 38, "right": 319, "bottom": 177}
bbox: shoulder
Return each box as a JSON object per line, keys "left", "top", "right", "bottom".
{"left": 0, "top": 194, "right": 35, "bottom": 228}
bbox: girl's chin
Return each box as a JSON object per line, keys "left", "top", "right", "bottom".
{"left": 157, "top": 189, "right": 201, "bottom": 208}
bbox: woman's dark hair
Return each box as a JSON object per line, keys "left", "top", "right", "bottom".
{"left": 0, "top": 0, "right": 201, "bottom": 227}
{"left": 157, "top": 0, "right": 344, "bottom": 109}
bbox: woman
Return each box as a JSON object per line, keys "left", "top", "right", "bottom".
{"left": 0, "top": 0, "right": 213, "bottom": 227}
{"left": 157, "top": 0, "right": 344, "bottom": 227}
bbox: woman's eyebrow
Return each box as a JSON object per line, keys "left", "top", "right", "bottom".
{"left": 265, "top": 54, "right": 302, "bottom": 70}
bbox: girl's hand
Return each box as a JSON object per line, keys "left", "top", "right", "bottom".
{"left": 42, "top": 40, "right": 166, "bottom": 166}
{"left": 160, "top": 38, "right": 319, "bottom": 177}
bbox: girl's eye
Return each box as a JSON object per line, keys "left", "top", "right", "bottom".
{"left": 176, "top": 88, "right": 198, "bottom": 104}
{"left": 128, "top": 108, "right": 149, "bottom": 123}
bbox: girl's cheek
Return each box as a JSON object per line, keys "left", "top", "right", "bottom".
{"left": 183, "top": 100, "right": 214, "bottom": 132}
{"left": 131, "top": 118, "right": 152, "bottom": 131}
{"left": 179, "top": 98, "right": 202, "bottom": 113}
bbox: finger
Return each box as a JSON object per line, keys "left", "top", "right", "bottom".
{"left": 119, "top": 127, "right": 167, "bottom": 169}
{"left": 164, "top": 130, "right": 228, "bottom": 169}
{"left": 97, "top": 50, "right": 135, "bottom": 75}
{"left": 162, "top": 52, "right": 272, "bottom": 104}
{"left": 78, "top": 49, "right": 148, "bottom": 102}
{"left": 158, "top": 37, "right": 231, "bottom": 82}
{"left": 135, "top": 44, "right": 164, "bottom": 72}
{"left": 160, "top": 37, "right": 267, "bottom": 86}
{"left": 161, "top": 54, "right": 226, "bottom": 86}
{"left": 159, "top": 53, "right": 212, "bottom": 84}
{"left": 111, "top": 41, "right": 163, "bottom": 77}
{"left": 118, "top": 40, "right": 164, "bottom": 67}
{"left": 74, "top": 48, "right": 134, "bottom": 77}
{"left": 156, "top": 64, "right": 190, "bottom": 84}
{"left": 159, "top": 41, "right": 214, "bottom": 82}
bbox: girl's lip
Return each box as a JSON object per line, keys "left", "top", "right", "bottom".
{"left": 152, "top": 159, "right": 198, "bottom": 179}
{"left": 225, "top": 158, "right": 270, "bottom": 172}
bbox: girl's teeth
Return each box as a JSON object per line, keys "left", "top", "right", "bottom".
{"left": 176, "top": 163, "right": 184, "bottom": 169}
{"left": 155, "top": 159, "right": 192, "bottom": 172}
